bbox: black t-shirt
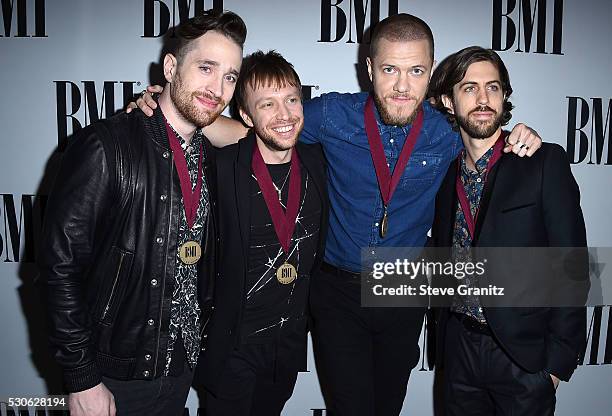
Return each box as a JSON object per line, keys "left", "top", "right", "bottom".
{"left": 241, "top": 160, "right": 321, "bottom": 343}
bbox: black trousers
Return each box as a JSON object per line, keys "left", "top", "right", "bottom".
{"left": 204, "top": 343, "right": 298, "bottom": 416}
{"left": 102, "top": 361, "right": 193, "bottom": 416}
{"left": 444, "top": 314, "right": 557, "bottom": 416}
{"left": 310, "top": 266, "right": 425, "bottom": 416}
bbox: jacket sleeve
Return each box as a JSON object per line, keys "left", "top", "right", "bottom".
{"left": 38, "top": 124, "right": 114, "bottom": 392}
{"left": 541, "top": 143, "right": 589, "bottom": 381}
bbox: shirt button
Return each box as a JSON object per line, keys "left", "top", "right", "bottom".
{"left": 422, "top": 160, "right": 427, "bottom": 166}
{"left": 476, "top": 178, "right": 482, "bottom": 183}
{"left": 144, "top": 354, "right": 151, "bottom": 361}
{"left": 160, "top": 194, "right": 167, "bottom": 202}
{"left": 390, "top": 139, "right": 394, "bottom": 143}
{"left": 156, "top": 237, "right": 163, "bottom": 244}
{"left": 162, "top": 151, "right": 170, "bottom": 159}
{"left": 147, "top": 319, "right": 155, "bottom": 326}
{"left": 371, "top": 250, "right": 375, "bottom": 255}
{"left": 375, "top": 222, "right": 379, "bottom": 227}
{"left": 143, "top": 370, "right": 150, "bottom": 377}
{"left": 150, "top": 279, "right": 158, "bottom": 287}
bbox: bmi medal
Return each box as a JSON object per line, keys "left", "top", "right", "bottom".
{"left": 251, "top": 143, "right": 302, "bottom": 285}
{"left": 179, "top": 240, "right": 201, "bottom": 265}
{"left": 165, "top": 120, "right": 205, "bottom": 265}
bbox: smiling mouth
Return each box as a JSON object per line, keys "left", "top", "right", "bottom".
{"left": 271, "top": 124, "right": 295, "bottom": 134}
{"left": 195, "top": 95, "right": 220, "bottom": 109}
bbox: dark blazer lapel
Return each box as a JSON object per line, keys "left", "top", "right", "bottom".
{"left": 472, "top": 153, "right": 506, "bottom": 246}
{"left": 295, "top": 142, "right": 329, "bottom": 269}
{"left": 436, "top": 158, "right": 459, "bottom": 247}
{"left": 235, "top": 132, "right": 255, "bottom": 261}
{"left": 296, "top": 143, "right": 327, "bottom": 215}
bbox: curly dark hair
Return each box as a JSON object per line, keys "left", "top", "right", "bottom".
{"left": 428, "top": 46, "right": 514, "bottom": 131}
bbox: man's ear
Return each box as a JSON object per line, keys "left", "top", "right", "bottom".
{"left": 441, "top": 95, "right": 455, "bottom": 114}
{"left": 163, "top": 54, "right": 178, "bottom": 83}
{"left": 366, "top": 57, "right": 373, "bottom": 82}
{"left": 239, "top": 107, "right": 254, "bottom": 128}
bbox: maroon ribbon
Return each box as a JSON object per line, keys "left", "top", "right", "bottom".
{"left": 455, "top": 131, "right": 505, "bottom": 240}
{"left": 364, "top": 95, "right": 424, "bottom": 209}
{"left": 251, "top": 144, "right": 302, "bottom": 254}
{"left": 165, "top": 121, "right": 203, "bottom": 229}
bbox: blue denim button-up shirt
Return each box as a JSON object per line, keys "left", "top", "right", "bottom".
{"left": 301, "top": 92, "right": 462, "bottom": 272}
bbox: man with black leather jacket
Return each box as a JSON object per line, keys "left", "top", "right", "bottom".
{"left": 39, "top": 11, "right": 245, "bottom": 416}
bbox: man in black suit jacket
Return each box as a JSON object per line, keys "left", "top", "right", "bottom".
{"left": 194, "top": 51, "right": 328, "bottom": 416}
{"left": 427, "top": 46, "right": 588, "bottom": 415}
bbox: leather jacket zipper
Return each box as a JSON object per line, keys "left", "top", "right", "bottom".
{"left": 101, "top": 252, "right": 126, "bottom": 321}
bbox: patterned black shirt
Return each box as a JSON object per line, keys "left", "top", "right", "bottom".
{"left": 450, "top": 146, "right": 494, "bottom": 323}
{"left": 164, "top": 125, "right": 209, "bottom": 374}
{"left": 241, "top": 161, "right": 321, "bottom": 343}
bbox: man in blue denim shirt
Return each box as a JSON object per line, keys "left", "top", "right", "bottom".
{"left": 134, "top": 13, "right": 542, "bottom": 416}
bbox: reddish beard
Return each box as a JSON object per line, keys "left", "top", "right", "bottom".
{"left": 255, "top": 117, "right": 303, "bottom": 152}
{"left": 170, "top": 73, "right": 226, "bottom": 128}
{"left": 374, "top": 93, "right": 423, "bottom": 126}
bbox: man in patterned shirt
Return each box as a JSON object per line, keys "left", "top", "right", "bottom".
{"left": 428, "top": 46, "right": 587, "bottom": 416}
{"left": 40, "top": 11, "right": 245, "bottom": 416}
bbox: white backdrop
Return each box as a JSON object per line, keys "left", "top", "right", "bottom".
{"left": 1, "top": 0, "right": 611, "bottom": 414}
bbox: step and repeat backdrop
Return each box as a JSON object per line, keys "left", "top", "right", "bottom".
{"left": 1, "top": 0, "right": 611, "bottom": 414}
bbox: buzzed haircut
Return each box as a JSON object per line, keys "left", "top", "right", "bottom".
{"left": 172, "top": 9, "right": 247, "bottom": 65}
{"left": 234, "top": 50, "right": 302, "bottom": 113}
{"left": 370, "top": 13, "right": 434, "bottom": 61}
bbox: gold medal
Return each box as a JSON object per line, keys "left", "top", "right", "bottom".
{"left": 380, "top": 206, "right": 388, "bottom": 238}
{"left": 179, "top": 240, "right": 202, "bottom": 265}
{"left": 276, "top": 262, "right": 297, "bottom": 285}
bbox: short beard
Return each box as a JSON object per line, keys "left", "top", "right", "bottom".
{"left": 374, "top": 93, "right": 422, "bottom": 126}
{"left": 456, "top": 106, "right": 503, "bottom": 139}
{"left": 170, "top": 72, "right": 225, "bottom": 128}
{"left": 254, "top": 120, "right": 303, "bottom": 152}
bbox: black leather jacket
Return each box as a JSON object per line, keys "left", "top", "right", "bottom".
{"left": 39, "top": 107, "right": 217, "bottom": 393}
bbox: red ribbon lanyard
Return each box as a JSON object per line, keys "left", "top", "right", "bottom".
{"left": 364, "top": 95, "right": 424, "bottom": 209}
{"left": 165, "top": 121, "right": 203, "bottom": 229}
{"left": 251, "top": 145, "right": 302, "bottom": 254}
{"left": 455, "top": 131, "right": 505, "bottom": 240}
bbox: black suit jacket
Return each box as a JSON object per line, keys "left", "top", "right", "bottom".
{"left": 431, "top": 142, "right": 588, "bottom": 381}
{"left": 195, "top": 132, "right": 329, "bottom": 394}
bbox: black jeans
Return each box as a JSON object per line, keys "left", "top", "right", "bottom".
{"left": 204, "top": 343, "right": 298, "bottom": 416}
{"left": 444, "top": 314, "right": 557, "bottom": 416}
{"left": 310, "top": 266, "right": 425, "bottom": 416}
{"left": 102, "top": 361, "right": 193, "bottom": 416}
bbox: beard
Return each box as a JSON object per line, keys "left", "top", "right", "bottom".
{"left": 455, "top": 105, "right": 503, "bottom": 139}
{"left": 254, "top": 118, "right": 303, "bottom": 152}
{"left": 170, "top": 72, "right": 226, "bottom": 128}
{"left": 373, "top": 92, "right": 423, "bottom": 126}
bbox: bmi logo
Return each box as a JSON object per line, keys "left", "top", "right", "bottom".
{"left": 143, "top": 0, "right": 223, "bottom": 38}
{"left": 581, "top": 306, "right": 612, "bottom": 365}
{"left": 566, "top": 97, "right": 611, "bottom": 165}
{"left": 0, "top": 194, "right": 45, "bottom": 263}
{"left": 54, "top": 81, "right": 141, "bottom": 148}
{"left": 319, "top": 0, "right": 400, "bottom": 43}
{"left": 0, "top": 0, "right": 46, "bottom": 37}
{"left": 492, "top": 0, "right": 564, "bottom": 55}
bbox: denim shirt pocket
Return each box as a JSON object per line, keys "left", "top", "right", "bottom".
{"left": 400, "top": 152, "right": 443, "bottom": 191}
